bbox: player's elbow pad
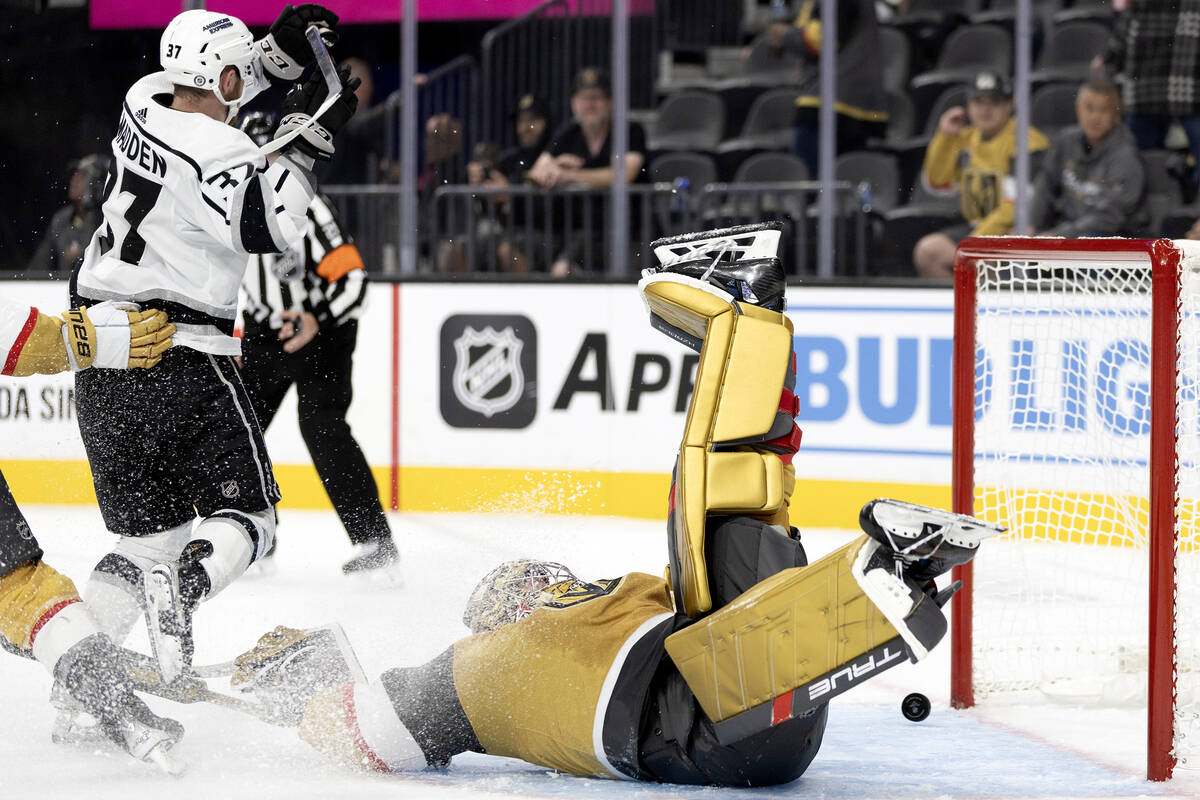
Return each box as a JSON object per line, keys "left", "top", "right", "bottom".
{"left": 233, "top": 159, "right": 316, "bottom": 255}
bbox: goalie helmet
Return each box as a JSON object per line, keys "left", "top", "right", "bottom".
{"left": 160, "top": 10, "right": 267, "bottom": 120}
{"left": 462, "top": 559, "right": 577, "bottom": 634}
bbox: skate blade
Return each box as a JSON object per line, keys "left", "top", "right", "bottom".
{"left": 344, "top": 563, "right": 404, "bottom": 586}
{"left": 148, "top": 744, "right": 188, "bottom": 777}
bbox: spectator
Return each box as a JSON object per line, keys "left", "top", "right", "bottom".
{"left": 27, "top": 154, "right": 109, "bottom": 274}
{"left": 764, "top": 0, "right": 889, "bottom": 175}
{"left": 463, "top": 93, "right": 553, "bottom": 272}
{"left": 1029, "top": 78, "right": 1146, "bottom": 238}
{"left": 528, "top": 67, "right": 646, "bottom": 276}
{"left": 1096, "top": 1, "right": 1200, "bottom": 181}
{"left": 318, "top": 57, "right": 387, "bottom": 186}
{"left": 912, "top": 72, "right": 1049, "bottom": 278}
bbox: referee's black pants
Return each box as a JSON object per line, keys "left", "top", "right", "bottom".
{"left": 240, "top": 320, "right": 391, "bottom": 545}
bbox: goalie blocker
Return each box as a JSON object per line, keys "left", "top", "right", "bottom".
{"left": 236, "top": 226, "right": 994, "bottom": 786}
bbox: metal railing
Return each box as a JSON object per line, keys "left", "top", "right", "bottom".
{"left": 480, "top": 0, "right": 658, "bottom": 148}
{"left": 383, "top": 54, "right": 480, "bottom": 172}
{"left": 425, "top": 181, "right": 868, "bottom": 276}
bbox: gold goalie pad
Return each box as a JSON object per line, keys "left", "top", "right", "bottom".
{"left": 641, "top": 275, "right": 795, "bottom": 617}
{"left": 0, "top": 560, "right": 80, "bottom": 650}
{"left": 663, "top": 536, "right": 946, "bottom": 744}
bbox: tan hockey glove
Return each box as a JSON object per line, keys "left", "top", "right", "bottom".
{"left": 62, "top": 302, "right": 174, "bottom": 371}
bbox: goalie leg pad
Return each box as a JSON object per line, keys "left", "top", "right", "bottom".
{"left": 705, "top": 515, "right": 807, "bottom": 609}
{"left": 652, "top": 278, "right": 796, "bottom": 617}
{"left": 664, "top": 536, "right": 949, "bottom": 743}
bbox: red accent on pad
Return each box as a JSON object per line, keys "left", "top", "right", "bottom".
{"left": 344, "top": 683, "right": 389, "bottom": 772}
{"left": 27, "top": 597, "right": 82, "bottom": 649}
{"left": 779, "top": 388, "right": 799, "bottom": 418}
{"left": 2, "top": 307, "right": 39, "bottom": 377}
{"left": 667, "top": 481, "right": 677, "bottom": 513}
{"left": 771, "top": 691, "right": 793, "bottom": 726}
{"left": 765, "top": 423, "right": 804, "bottom": 464}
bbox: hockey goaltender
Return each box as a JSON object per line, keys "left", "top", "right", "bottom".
{"left": 225, "top": 225, "right": 1001, "bottom": 787}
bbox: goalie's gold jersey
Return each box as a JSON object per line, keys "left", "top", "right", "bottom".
{"left": 452, "top": 571, "right": 673, "bottom": 777}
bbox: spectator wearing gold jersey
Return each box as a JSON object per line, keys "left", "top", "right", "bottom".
{"left": 913, "top": 72, "right": 1049, "bottom": 278}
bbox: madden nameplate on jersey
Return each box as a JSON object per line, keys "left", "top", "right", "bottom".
{"left": 115, "top": 111, "right": 168, "bottom": 179}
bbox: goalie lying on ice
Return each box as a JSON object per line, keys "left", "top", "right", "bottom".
{"left": 234, "top": 224, "right": 1001, "bottom": 786}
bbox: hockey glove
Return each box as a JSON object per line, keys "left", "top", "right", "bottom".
{"left": 278, "top": 66, "right": 361, "bottom": 162}
{"left": 257, "top": 4, "right": 340, "bottom": 82}
{"left": 61, "top": 301, "right": 174, "bottom": 371}
{"left": 230, "top": 624, "right": 366, "bottom": 725}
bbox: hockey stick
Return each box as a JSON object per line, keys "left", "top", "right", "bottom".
{"left": 258, "top": 25, "right": 344, "bottom": 156}
{"left": 118, "top": 647, "right": 292, "bottom": 725}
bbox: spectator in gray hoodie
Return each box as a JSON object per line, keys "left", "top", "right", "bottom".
{"left": 1029, "top": 79, "right": 1147, "bottom": 237}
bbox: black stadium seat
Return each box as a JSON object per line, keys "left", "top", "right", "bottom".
{"left": 1030, "top": 82, "right": 1079, "bottom": 135}
{"left": 1031, "top": 20, "right": 1110, "bottom": 90}
{"left": 650, "top": 151, "right": 718, "bottom": 187}
{"left": 714, "top": 86, "right": 800, "bottom": 178}
{"left": 648, "top": 90, "right": 726, "bottom": 152}
{"left": 909, "top": 23, "right": 1013, "bottom": 128}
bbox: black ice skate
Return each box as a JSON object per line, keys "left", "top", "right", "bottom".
{"left": 640, "top": 224, "right": 788, "bottom": 352}
{"left": 644, "top": 223, "right": 787, "bottom": 313}
{"left": 858, "top": 498, "right": 1006, "bottom": 584}
{"left": 342, "top": 535, "right": 399, "bottom": 576}
{"left": 144, "top": 541, "right": 211, "bottom": 684}
{"left": 51, "top": 634, "right": 185, "bottom": 772}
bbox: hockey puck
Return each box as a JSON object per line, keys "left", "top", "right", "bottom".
{"left": 901, "top": 692, "right": 931, "bottom": 722}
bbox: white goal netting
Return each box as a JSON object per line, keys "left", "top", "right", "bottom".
{"left": 967, "top": 243, "right": 1200, "bottom": 769}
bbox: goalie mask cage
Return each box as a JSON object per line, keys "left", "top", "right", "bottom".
{"left": 951, "top": 237, "right": 1200, "bottom": 782}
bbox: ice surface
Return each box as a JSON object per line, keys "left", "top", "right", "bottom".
{"left": 3, "top": 506, "right": 1197, "bottom": 800}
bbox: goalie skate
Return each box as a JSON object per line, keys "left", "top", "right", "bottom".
{"left": 858, "top": 498, "right": 1005, "bottom": 583}
{"left": 650, "top": 222, "right": 783, "bottom": 268}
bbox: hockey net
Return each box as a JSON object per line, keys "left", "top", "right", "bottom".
{"left": 951, "top": 237, "right": 1200, "bottom": 781}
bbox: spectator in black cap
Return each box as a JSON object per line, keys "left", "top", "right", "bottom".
{"left": 912, "top": 71, "right": 1049, "bottom": 278}
{"left": 26, "top": 154, "right": 109, "bottom": 274}
{"left": 459, "top": 93, "right": 554, "bottom": 272}
{"left": 528, "top": 67, "right": 647, "bottom": 276}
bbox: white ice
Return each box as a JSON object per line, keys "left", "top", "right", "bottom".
{"left": 4, "top": 506, "right": 1198, "bottom": 800}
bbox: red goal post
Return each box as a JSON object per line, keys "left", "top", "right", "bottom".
{"left": 950, "top": 236, "right": 1197, "bottom": 782}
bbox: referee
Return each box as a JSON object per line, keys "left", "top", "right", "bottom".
{"left": 238, "top": 112, "right": 398, "bottom": 576}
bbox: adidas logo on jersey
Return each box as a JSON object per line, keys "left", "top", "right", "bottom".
{"left": 136, "top": 107, "right": 149, "bottom": 124}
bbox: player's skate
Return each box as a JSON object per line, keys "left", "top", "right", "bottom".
{"left": 858, "top": 498, "right": 1006, "bottom": 583}
{"left": 143, "top": 540, "right": 210, "bottom": 683}
{"left": 50, "top": 634, "right": 185, "bottom": 772}
{"left": 640, "top": 223, "right": 787, "bottom": 352}
{"left": 230, "top": 624, "right": 366, "bottom": 724}
{"left": 341, "top": 535, "right": 400, "bottom": 579}
{"left": 143, "top": 562, "right": 192, "bottom": 684}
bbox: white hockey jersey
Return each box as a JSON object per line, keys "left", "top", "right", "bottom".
{"left": 75, "top": 72, "right": 316, "bottom": 354}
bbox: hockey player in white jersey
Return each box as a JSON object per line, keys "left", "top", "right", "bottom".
{"left": 69, "top": 5, "right": 361, "bottom": 686}
{"left": 0, "top": 298, "right": 180, "bottom": 765}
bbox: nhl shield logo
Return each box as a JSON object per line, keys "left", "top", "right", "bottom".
{"left": 440, "top": 314, "right": 537, "bottom": 428}
{"left": 221, "top": 480, "right": 239, "bottom": 499}
{"left": 452, "top": 326, "right": 524, "bottom": 418}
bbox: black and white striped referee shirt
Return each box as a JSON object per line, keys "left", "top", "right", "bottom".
{"left": 240, "top": 193, "right": 368, "bottom": 334}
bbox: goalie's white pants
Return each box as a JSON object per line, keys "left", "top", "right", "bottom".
{"left": 85, "top": 509, "right": 273, "bottom": 643}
